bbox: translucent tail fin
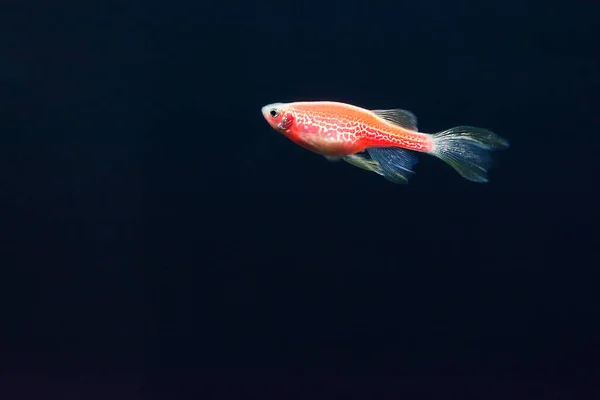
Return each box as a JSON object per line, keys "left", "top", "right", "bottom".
{"left": 429, "top": 126, "right": 509, "bottom": 183}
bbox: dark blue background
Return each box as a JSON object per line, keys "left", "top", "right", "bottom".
{"left": 1, "top": 0, "right": 599, "bottom": 398}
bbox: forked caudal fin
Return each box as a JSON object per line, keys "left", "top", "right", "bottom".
{"left": 429, "top": 126, "right": 509, "bottom": 183}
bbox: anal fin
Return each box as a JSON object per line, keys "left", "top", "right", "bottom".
{"left": 342, "top": 153, "right": 384, "bottom": 176}
{"left": 366, "top": 147, "right": 419, "bottom": 184}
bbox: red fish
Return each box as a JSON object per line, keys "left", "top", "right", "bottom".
{"left": 261, "top": 101, "right": 509, "bottom": 183}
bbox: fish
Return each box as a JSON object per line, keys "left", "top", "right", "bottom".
{"left": 261, "top": 101, "right": 509, "bottom": 184}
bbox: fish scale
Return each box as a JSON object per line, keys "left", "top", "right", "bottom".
{"left": 295, "top": 106, "right": 430, "bottom": 152}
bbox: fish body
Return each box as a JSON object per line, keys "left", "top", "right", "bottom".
{"left": 261, "top": 101, "right": 509, "bottom": 184}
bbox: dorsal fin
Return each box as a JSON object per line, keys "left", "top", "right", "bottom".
{"left": 372, "top": 108, "right": 418, "bottom": 131}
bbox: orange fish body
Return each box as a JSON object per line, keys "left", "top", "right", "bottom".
{"left": 261, "top": 101, "right": 509, "bottom": 184}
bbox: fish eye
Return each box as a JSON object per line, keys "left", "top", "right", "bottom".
{"left": 269, "top": 109, "right": 279, "bottom": 118}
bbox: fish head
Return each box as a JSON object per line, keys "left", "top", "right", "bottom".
{"left": 261, "top": 103, "right": 295, "bottom": 134}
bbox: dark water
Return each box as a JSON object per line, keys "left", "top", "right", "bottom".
{"left": 1, "top": 0, "right": 599, "bottom": 398}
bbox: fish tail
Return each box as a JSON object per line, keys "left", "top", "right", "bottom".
{"left": 429, "top": 126, "right": 509, "bottom": 183}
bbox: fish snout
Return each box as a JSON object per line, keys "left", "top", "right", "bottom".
{"left": 261, "top": 102, "right": 286, "bottom": 119}
{"left": 261, "top": 105, "right": 271, "bottom": 120}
